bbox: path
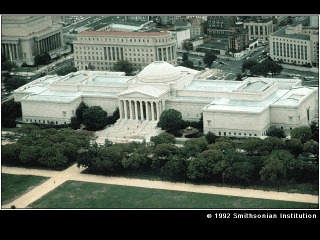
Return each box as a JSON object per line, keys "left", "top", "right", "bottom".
{"left": 2, "top": 164, "right": 318, "bottom": 208}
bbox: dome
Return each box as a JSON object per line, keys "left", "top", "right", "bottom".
{"left": 138, "top": 61, "right": 181, "bottom": 83}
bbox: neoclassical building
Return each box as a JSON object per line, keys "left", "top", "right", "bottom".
{"left": 73, "top": 30, "right": 176, "bottom": 71}
{"left": 1, "top": 16, "right": 64, "bottom": 65}
{"left": 14, "top": 61, "right": 318, "bottom": 138}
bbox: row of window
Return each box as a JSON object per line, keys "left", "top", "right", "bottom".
{"left": 25, "top": 119, "right": 66, "bottom": 125}
{"left": 273, "top": 43, "right": 308, "bottom": 60}
{"left": 75, "top": 46, "right": 154, "bottom": 52}
{"left": 78, "top": 36, "right": 170, "bottom": 43}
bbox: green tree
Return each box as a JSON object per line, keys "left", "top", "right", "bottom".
{"left": 113, "top": 60, "right": 133, "bottom": 76}
{"left": 309, "top": 121, "right": 319, "bottom": 142}
{"left": 2, "top": 61, "right": 17, "bottom": 73}
{"left": 242, "top": 59, "right": 258, "bottom": 74}
{"left": 82, "top": 106, "right": 108, "bottom": 131}
{"left": 38, "top": 147, "right": 68, "bottom": 167}
{"left": 203, "top": 52, "right": 216, "bottom": 68}
{"left": 185, "top": 138, "right": 208, "bottom": 153}
{"left": 259, "top": 158, "right": 286, "bottom": 184}
{"left": 56, "top": 66, "right": 78, "bottom": 76}
{"left": 182, "top": 52, "right": 188, "bottom": 61}
{"left": 266, "top": 127, "right": 286, "bottom": 138}
{"left": 285, "top": 138, "right": 303, "bottom": 158}
{"left": 150, "top": 132, "right": 176, "bottom": 147}
{"left": 157, "top": 109, "right": 184, "bottom": 133}
{"left": 1, "top": 99, "right": 22, "bottom": 128}
{"left": 19, "top": 145, "right": 42, "bottom": 164}
{"left": 161, "top": 156, "right": 189, "bottom": 181}
{"left": 251, "top": 62, "right": 269, "bottom": 77}
{"left": 4, "top": 76, "right": 27, "bottom": 92}
{"left": 303, "top": 141, "right": 319, "bottom": 159}
{"left": 151, "top": 143, "right": 178, "bottom": 171}
{"left": 95, "top": 144, "right": 125, "bottom": 173}
{"left": 205, "top": 131, "right": 218, "bottom": 144}
{"left": 290, "top": 126, "right": 312, "bottom": 144}
{"left": 75, "top": 101, "right": 89, "bottom": 124}
{"left": 262, "top": 59, "right": 283, "bottom": 77}
{"left": 187, "top": 149, "right": 222, "bottom": 181}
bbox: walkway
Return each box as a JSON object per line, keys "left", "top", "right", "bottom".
{"left": 1, "top": 163, "right": 318, "bottom": 209}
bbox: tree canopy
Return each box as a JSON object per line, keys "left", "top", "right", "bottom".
{"left": 113, "top": 60, "right": 133, "bottom": 76}
{"left": 82, "top": 106, "right": 108, "bottom": 131}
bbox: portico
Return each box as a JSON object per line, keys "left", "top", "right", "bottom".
{"left": 119, "top": 99, "right": 163, "bottom": 121}
{"left": 117, "top": 85, "right": 168, "bottom": 122}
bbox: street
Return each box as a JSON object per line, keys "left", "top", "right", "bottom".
{"left": 176, "top": 47, "right": 318, "bottom": 86}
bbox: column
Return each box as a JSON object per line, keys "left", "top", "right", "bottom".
{"left": 156, "top": 102, "right": 160, "bottom": 122}
{"left": 124, "top": 100, "right": 127, "bottom": 119}
{"left": 140, "top": 101, "right": 144, "bottom": 120}
{"left": 119, "top": 101, "right": 122, "bottom": 119}
{"left": 166, "top": 47, "right": 169, "bottom": 61}
{"left": 134, "top": 101, "right": 138, "bottom": 120}
{"left": 129, "top": 100, "right": 133, "bottom": 119}
{"left": 151, "top": 101, "right": 155, "bottom": 120}
{"left": 146, "top": 101, "right": 149, "bottom": 121}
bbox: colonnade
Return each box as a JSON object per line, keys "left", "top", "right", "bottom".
{"left": 2, "top": 43, "right": 20, "bottom": 60}
{"left": 156, "top": 46, "right": 175, "bottom": 62}
{"left": 35, "top": 32, "right": 62, "bottom": 56}
{"left": 119, "top": 99, "right": 163, "bottom": 121}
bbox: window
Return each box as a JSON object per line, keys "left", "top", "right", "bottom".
{"left": 62, "top": 111, "right": 67, "bottom": 118}
{"left": 288, "top": 116, "right": 293, "bottom": 122}
{"left": 307, "top": 108, "right": 310, "bottom": 121}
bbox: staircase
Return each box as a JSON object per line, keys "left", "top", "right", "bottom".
{"left": 95, "top": 119, "right": 164, "bottom": 143}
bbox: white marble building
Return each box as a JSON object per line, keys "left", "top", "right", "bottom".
{"left": 14, "top": 61, "right": 318, "bottom": 138}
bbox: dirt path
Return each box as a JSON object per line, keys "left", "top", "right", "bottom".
{"left": 2, "top": 164, "right": 318, "bottom": 208}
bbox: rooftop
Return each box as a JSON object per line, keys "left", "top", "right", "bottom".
{"left": 183, "top": 80, "right": 243, "bottom": 92}
{"left": 271, "top": 27, "right": 311, "bottom": 40}
{"left": 79, "top": 30, "right": 170, "bottom": 37}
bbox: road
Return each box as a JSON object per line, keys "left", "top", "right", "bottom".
{"left": 176, "top": 46, "right": 318, "bottom": 85}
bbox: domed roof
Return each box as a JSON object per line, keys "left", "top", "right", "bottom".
{"left": 138, "top": 61, "right": 181, "bottom": 83}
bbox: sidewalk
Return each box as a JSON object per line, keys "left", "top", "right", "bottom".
{"left": 2, "top": 163, "right": 318, "bottom": 209}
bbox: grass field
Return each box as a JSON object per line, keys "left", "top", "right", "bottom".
{"left": 28, "top": 180, "right": 318, "bottom": 209}
{"left": 1, "top": 173, "right": 49, "bottom": 205}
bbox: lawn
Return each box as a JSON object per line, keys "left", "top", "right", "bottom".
{"left": 1, "top": 173, "right": 49, "bottom": 205}
{"left": 28, "top": 180, "right": 318, "bottom": 209}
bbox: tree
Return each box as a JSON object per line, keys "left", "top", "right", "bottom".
{"left": 242, "top": 59, "right": 258, "bottom": 74}
{"left": 38, "top": 147, "right": 68, "bottom": 167}
{"left": 303, "top": 141, "right": 319, "bottom": 159}
{"left": 205, "top": 131, "right": 218, "bottom": 144}
{"left": 19, "top": 146, "right": 42, "bottom": 164}
{"left": 266, "top": 127, "right": 286, "bottom": 138}
{"left": 150, "top": 132, "right": 176, "bottom": 147}
{"left": 56, "top": 66, "right": 78, "bottom": 76}
{"left": 113, "top": 60, "right": 133, "bottom": 76}
{"left": 182, "top": 52, "right": 188, "bottom": 61}
{"left": 290, "top": 126, "right": 312, "bottom": 144}
{"left": 187, "top": 149, "right": 222, "bottom": 181}
{"left": 285, "top": 138, "right": 303, "bottom": 158}
{"left": 203, "top": 52, "right": 216, "bottom": 68}
{"left": 82, "top": 106, "right": 108, "bottom": 131}
{"left": 75, "top": 101, "right": 89, "bottom": 124}
{"left": 161, "top": 156, "right": 189, "bottom": 181}
{"left": 251, "top": 62, "right": 269, "bottom": 77}
{"left": 262, "top": 59, "right": 283, "bottom": 77}
{"left": 95, "top": 144, "right": 125, "bottom": 173}
{"left": 151, "top": 143, "right": 178, "bottom": 171}
{"left": 259, "top": 158, "right": 286, "bottom": 184}
{"left": 4, "top": 76, "right": 28, "bottom": 92}
{"left": 34, "top": 53, "right": 51, "bottom": 65}
{"left": 309, "top": 121, "right": 319, "bottom": 142}
{"left": 157, "top": 109, "right": 184, "bottom": 133}
{"left": 180, "top": 59, "right": 194, "bottom": 68}
{"left": 1, "top": 99, "right": 21, "bottom": 128}
{"left": 185, "top": 138, "right": 208, "bottom": 153}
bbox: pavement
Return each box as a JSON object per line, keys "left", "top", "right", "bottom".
{"left": 2, "top": 163, "right": 318, "bottom": 209}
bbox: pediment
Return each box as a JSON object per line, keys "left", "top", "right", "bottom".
{"left": 118, "top": 85, "right": 168, "bottom": 99}
{"left": 119, "top": 91, "right": 155, "bottom": 99}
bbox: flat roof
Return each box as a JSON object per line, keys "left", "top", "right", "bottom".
{"left": 243, "top": 81, "right": 267, "bottom": 90}
{"left": 79, "top": 30, "right": 170, "bottom": 37}
{"left": 85, "top": 76, "right": 130, "bottom": 86}
{"left": 207, "top": 89, "right": 289, "bottom": 112}
{"left": 271, "top": 27, "right": 311, "bottom": 40}
{"left": 183, "top": 80, "right": 243, "bottom": 92}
